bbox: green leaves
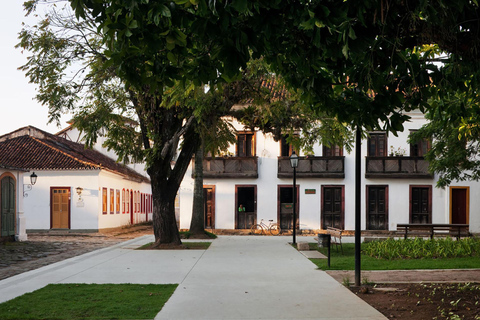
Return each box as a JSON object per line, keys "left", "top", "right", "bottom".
{"left": 363, "top": 238, "right": 480, "bottom": 260}
{"left": 231, "top": 0, "right": 247, "bottom": 13}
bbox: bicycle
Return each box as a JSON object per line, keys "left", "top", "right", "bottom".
{"left": 250, "top": 219, "right": 280, "bottom": 236}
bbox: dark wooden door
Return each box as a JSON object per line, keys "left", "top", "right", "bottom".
{"left": 51, "top": 188, "right": 70, "bottom": 229}
{"left": 411, "top": 187, "right": 430, "bottom": 224}
{"left": 322, "top": 186, "right": 343, "bottom": 229}
{"left": 367, "top": 186, "right": 387, "bottom": 230}
{"left": 1, "top": 177, "right": 15, "bottom": 236}
{"left": 451, "top": 188, "right": 468, "bottom": 224}
{"left": 236, "top": 186, "right": 256, "bottom": 229}
{"left": 278, "top": 186, "right": 299, "bottom": 230}
{"left": 204, "top": 187, "right": 215, "bottom": 228}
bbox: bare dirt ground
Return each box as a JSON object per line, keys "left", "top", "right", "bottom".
{"left": 350, "top": 282, "right": 480, "bottom": 320}
{"left": 2, "top": 228, "right": 480, "bottom": 319}
{"left": 327, "top": 270, "right": 480, "bottom": 319}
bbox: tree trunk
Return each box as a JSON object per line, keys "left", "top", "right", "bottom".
{"left": 147, "top": 117, "right": 200, "bottom": 246}
{"left": 151, "top": 177, "right": 182, "bottom": 246}
{"left": 189, "top": 143, "right": 205, "bottom": 234}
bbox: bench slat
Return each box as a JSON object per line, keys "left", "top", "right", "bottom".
{"left": 396, "top": 223, "right": 469, "bottom": 240}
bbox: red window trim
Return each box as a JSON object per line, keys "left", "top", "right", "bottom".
{"left": 110, "top": 188, "right": 114, "bottom": 214}
{"left": 126, "top": 189, "right": 130, "bottom": 214}
{"left": 122, "top": 188, "right": 125, "bottom": 214}
{"left": 102, "top": 187, "right": 107, "bottom": 215}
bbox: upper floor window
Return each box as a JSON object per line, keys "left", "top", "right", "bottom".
{"left": 323, "top": 145, "right": 343, "bottom": 157}
{"left": 280, "top": 134, "right": 298, "bottom": 157}
{"left": 409, "top": 130, "right": 431, "bottom": 157}
{"left": 236, "top": 132, "right": 255, "bottom": 157}
{"left": 368, "top": 132, "right": 387, "bottom": 157}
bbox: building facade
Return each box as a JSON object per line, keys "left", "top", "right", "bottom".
{"left": 179, "top": 111, "right": 479, "bottom": 234}
{"left": 0, "top": 126, "right": 153, "bottom": 233}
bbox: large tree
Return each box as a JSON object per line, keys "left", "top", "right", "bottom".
{"left": 18, "top": 0, "right": 266, "bottom": 245}
{"left": 20, "top": 0, "right": 480, "bottom": 244}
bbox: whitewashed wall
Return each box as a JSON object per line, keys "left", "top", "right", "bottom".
{"left": 180, "top": 112, "right": 480, "bottom": 233}
{"left": 97, "top": 170, "right": 152, "bottom": 229}
{"left": 24, "top": 170, "right": 101, "bottom": 230}
{"left": 23, "top": 169, "right": 152, "bottom": 231}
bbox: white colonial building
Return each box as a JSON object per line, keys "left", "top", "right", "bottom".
{"left": 179, "top": 110, "right": 479, "bottom": 234}
{"left": 0, "top": 126, "right": 152, "bottom": 233}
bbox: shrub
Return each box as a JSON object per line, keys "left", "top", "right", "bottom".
{"left": 362, "top": 237, "right": 480, "bottom": 260}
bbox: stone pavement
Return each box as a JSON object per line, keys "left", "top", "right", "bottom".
{"left": 0, "top": 226, "right": 152, "bottom": 281}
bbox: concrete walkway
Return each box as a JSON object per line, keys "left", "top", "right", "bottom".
{"left": 0, "top": 235, "right": 386, "bottom": 320}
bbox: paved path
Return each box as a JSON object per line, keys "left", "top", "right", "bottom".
{"left": 0, "top": 235, "right": 386, "bottom": 320}
{"left": 156, "top": 236, "right": 385, "bottom": 320}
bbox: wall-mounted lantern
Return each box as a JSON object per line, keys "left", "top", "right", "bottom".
{"left": 23, "top": 172, "right": 38, "bottom": 197}
{"left": 76, "top": 187, "right": 83, "bottom": 201}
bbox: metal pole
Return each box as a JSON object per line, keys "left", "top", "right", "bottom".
{"left": 292, "top": 166, "right": 297, "bottom": 245}
{"left": 355, "top": 125, "right": 361, "bottom": 286}
{"left": 327, "top": 234, "right": 331, "bottom": 268}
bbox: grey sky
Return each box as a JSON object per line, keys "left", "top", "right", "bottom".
{"left": 0, "top": 2, "right": 70, "bottom": 136}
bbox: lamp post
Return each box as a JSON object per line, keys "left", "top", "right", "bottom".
{"left": 290, "top": 151, "right": 299, "bottom": 245}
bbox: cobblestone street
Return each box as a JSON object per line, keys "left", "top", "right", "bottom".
{"left": 0, "top": 225, "right": 153, "bottom": 281}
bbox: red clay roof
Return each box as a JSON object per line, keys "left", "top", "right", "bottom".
{"left": 0, "top": 126, "right": 149, "bottom": 183}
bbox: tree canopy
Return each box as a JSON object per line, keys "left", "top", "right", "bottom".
{"left": 18, "top": 0, "right": 480, "bottom": 243}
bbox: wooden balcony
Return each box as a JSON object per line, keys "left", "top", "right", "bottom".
{"left": 365, "top": 156, "right": 433, "bottom": 179}
{"left": 277, "top": 156, "right": 345, "bottom": 178}
{"left": 201, "top": 157, "right": 258, "bottom": 179}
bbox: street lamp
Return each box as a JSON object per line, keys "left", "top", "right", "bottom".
{"left": 289, "top": 151, "right": 299, "bottom": 245}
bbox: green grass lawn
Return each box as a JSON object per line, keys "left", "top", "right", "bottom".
{"left": 0, "top": 284, "right": 177, "bottom": 320}
{"left": 311, "top": 242, "right": 480, "bottom": 270}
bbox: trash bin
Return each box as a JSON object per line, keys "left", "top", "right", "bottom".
{"left": 317, "top": 234, "right": 331, "bottom": 247}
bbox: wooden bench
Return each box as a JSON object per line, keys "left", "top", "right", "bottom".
{"left": 396, "top": 224, "right": 470, "bottom": 240}
{"left": 315, "top": 227, "right": 343, "bottom": 254}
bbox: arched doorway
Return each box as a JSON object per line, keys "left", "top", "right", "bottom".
{"left": 1, "top": 175, "right": 16, "bottom": 237}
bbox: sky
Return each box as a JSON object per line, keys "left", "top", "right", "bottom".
{"left": 0, "top": 2, "right": 70, "bottom": 136}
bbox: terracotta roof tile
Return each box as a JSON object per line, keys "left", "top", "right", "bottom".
{"left": 0, "top": 126, "right": 149, "bottom": 183}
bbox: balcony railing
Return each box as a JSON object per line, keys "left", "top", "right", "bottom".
{"left": 201, "top": 156, "right": 258, "bottom": 179}
{"left": 365, "top": 156, "right": 432, "bottom": 179}
{"left": 277, "top": 156, "right": 345, "bottom": 178}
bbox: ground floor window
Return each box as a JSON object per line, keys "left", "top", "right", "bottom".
{"left": 102, "top": 188, "right": 107, "bottom": 214}
{"left": 204, "top": 186, "right": 215, "bottom": 229}
{"left": 277, "top": 185, "right": 299, "bottom": 230}
{"left": 410, "top": 185, "right": 432, "bottom": 223}
{"left": 366, "top": 185, "right": 388, "bottom": 230}
{"left": 110, "top": 188, "right": 114, "bottom": 214}
{"left": 235, "top": 185, "right": 256, "bottom": 229}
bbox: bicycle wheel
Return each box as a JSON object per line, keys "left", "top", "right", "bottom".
{"left": 269, "top": 223, "right": 280, "bottom": 236}
{"left": 250, "top": 224, "right": 264, "bottom": 235}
